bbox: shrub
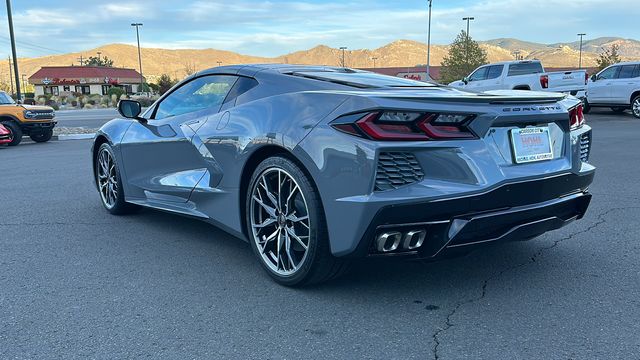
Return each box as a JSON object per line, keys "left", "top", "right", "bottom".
{"left": 107, "top": 87, "right": 125, "bottom": 100}
{"left": 71, "top": 100, "right": 78, "bottom": 107}
{"left": 84, "top": 103, "right": 94, "bottom": 109}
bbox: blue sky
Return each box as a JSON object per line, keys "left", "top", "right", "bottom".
{"left": 0, "top": 0, "right": 636, "bottom": 58}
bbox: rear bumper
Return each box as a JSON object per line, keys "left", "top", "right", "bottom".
{"left": 346, "top": 171, "right": 594, "bottom": 258}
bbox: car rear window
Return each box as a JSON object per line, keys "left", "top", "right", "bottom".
{"left": 507, "top": 63, "right": 544, "bottom": 76}
{"left": 290, "top": 71, "right": 435, "bottom": 88}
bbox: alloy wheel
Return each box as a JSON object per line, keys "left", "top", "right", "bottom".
{"left": 250, "top": 167, "right": 311, "bottom": 276}
{"left": 97, "top": 148, "right": 118, "bottom": 209}
{"left": 633, "top": 98, "right": 640, "bottom": 118}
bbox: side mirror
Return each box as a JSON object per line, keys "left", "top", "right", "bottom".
{"left": 118, "top": 100, "right": 146, "bottom": 123}
{"left": 590, "top": 74, "right": 597, "bottom": 82}
{"left": 462, "top": 77, "right": 469, "bottom": 84}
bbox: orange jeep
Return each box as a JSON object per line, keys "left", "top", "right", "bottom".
{"left": 0, "top": 91, "right": 56, "bottom": 146}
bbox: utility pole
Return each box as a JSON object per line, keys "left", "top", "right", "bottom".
{"left": 577, "top": 33, "right": 586, "bottom": 69}
{"left": 6, "top": 0, "right": 21, "bottom": 101}
{"left": 217, "top": 61, "right": 222, "bottom": 67}
{"left": 339, "top": 47, "right": 347, "bottom": 67}
{"left": 21, "top": 74, "right": 26, "bottom": 92}
{"left": 77, "top": 55, "right": 84, "bottom": 66}
{"left": 131, "top": 23, "right": 144, "bottom": 92}
{"left": 371, "top": 57, "right": 378, "bottom": 68}
{"left": 8, "top": 56, "right": 13, "bottom": 95}
{"left": 97, "top": 51, "right": 102, "bottom": 64}
{"left": 426, "top": 0, "right": 433, "bottom": 79}
{"left": 462, "top": 17, "right": 475, "bottom": 70}
{"left": 512, "top": 50, "right": 521, "bottom": 60}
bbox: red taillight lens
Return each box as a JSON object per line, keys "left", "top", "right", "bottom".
{"left": 540, "top": 74, "right": 549, "bottom": 89}
{"left": 333, "top": 111, "right": 476, "bottom": 141}
{"left": 569, "top": 104, "right": 585, "bottom": 129}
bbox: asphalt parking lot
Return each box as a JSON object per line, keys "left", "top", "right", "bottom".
{"left": 1, "top": 110, "right": 639, "bottom": 359}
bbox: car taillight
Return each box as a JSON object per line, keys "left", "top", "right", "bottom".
{"left": 540, "top": 74, "right": 549, "bottom": 89}
{"left": 331, "top": 111, "right": 476, "bottom": 141}
{"left": 584, "top": 72, "right": 589, "bottom": 85}
{"left": 569, "top": 104, "right": 585, "bottom": 129}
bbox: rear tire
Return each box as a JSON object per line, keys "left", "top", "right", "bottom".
{"left": 0, "top": 121, "right": 21, "bottom": 146}
{"left": 30, "top": 129, "right": 53, "bottom": 143}
{"left": 582, "top": 99, "right": 591, "bottom": 114}
{"left": 94, "top": 143, "right": 140, "bottom": 215}
{"left": 611, "top": 107, "right": 627, "bottom": 114}
{"left": 246, "top": 156, "right": 350, "bottom": 286}
{"left": 632, "top": 95, "right": 640, "bottom": 119}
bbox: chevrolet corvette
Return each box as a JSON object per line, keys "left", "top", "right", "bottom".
{"left": 92, "top": 64, "right": 594, "bottom": 286}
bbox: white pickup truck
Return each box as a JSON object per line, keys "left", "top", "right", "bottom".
{"left": 585, "top": 61, "right": 640, "bottom": 118}
{"left": 448, "top": 60, "right": 588, "bottom": 95}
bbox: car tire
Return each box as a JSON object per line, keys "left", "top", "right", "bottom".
{"left": 29, "top": 129, "right": 53, "bottom": 143}
{"left": 246, "top": 156, "right": 350, "bottom": 286}
{"left": 611, "top": 107, "right": 627, "bottom": 114}
{"left": 94, "top": 143, "right": 140, "bottom": 215}
{"left": 0, "top": 121, "right": 22, "bottom": 146}
{"left": 582, "top": 100, "right": 591, "bottom": 114}
{"left": 632, "top": 95, "right": 640, "bottom": 119}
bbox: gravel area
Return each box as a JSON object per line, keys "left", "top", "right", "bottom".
{"left": 54, "top": 127, "right": 98, "bottom": 135}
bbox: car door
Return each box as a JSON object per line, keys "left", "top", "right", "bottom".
{"left": 482, "top": 65, "right": 505, "bottom": 91}
{"left": 119, "top": 75, "right": 239, "bottom": 203}
{"left": 609, "top": 64, "right": 639, "bottom": 104}
{"left": 588, "top": 65, "right": 619, "bottom": 103}
{"left": 466, "top": 66, "right": 489, "bottom": 91}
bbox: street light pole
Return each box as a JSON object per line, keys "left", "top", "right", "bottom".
{"left": 217, "top": 61, "right": 222, "bottom": 67}
{"left": 131, "top": 23, "right": 144, "bottom": 93}
{"left": 6, "top": 0, "right": 21, "bottom": 101}
{"left": 426, "top": 0, "right": 433, "bottom": 78}
{"left": 462, "top": 17, "right": 475, "bottom": 70}
{"left": 339, "top": 47, "right": 347, "bottom": 67}
{"left": 371, "top": 57, "right": 378, "bottom": 68}
{"left": 577, "top": 33, "right": 586, "bottom": 69}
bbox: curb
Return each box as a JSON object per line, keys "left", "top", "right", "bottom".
{"left": 21, "top": 133, "right": 96, "bottom": 144}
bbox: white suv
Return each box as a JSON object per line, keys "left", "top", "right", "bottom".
{"left": 585, "top": 62, "right": 640, "bottom": 118}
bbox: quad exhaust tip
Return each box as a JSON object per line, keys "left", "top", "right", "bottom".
{"left": 376, "top": 229, "right": 427, "bottom": 253}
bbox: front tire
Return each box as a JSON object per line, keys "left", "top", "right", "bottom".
{"left": 632, "top": 95, "right": 640, "bottom": 119}
{"left": 30, "top": 129, "right": 53, "bottom": 143}
{"left": 246, "top": 156, "right": 349, "bottom": 286}
{"left": 94, "top": 143, "right": 139, "bottom": 215}
{"left": 0, "top": 121, "right": 21, "bottom": 146}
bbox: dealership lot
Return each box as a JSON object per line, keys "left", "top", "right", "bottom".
{"left": 1, "top": 111, "right": 639, "bottom": 358}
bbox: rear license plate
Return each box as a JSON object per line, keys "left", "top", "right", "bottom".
{"left": 510, "top": 127, "right": 553, "bottom": 164}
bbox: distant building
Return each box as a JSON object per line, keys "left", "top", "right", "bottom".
{"left": 28, "top": 66, "right": 145, "bottom": 97}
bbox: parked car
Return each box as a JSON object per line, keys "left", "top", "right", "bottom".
{"left": 449, "top": 60, "right": 588, "bottom": 95}
{"left": 584, "top": 62, "right": 640, "bottom": 118}
{"left": 92, "top": 65, "right": 594, "bottom": 286}
{"left": 0, "top": 123, "right": 11, "bottom": 145}
{"left": 0, "top": 91, "right": 56, "bottom": 146}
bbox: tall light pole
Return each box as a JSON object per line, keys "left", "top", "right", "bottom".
{"left": 371, "top": 57, "right": 378, "bottom": 68}
{"left": 577, "top": 33, "right": 586, "bottom": 69}
{"left": 131, "top": 23, "right": 144, "bottom": 92}
{"left": 426, "top": 0, "right": 433, "bottom": 79}
{"left": 217, "top": 61, "right": 222, "bottom": 67}
{"left": 339, "top": 47, "right": 347, "bottom": 67}
{"left": 462, "top": 17, "right": 475, "bottom": 70}
{"left": 21, "top": 74, "right": 26, "bottom": 92}
{"left": 97, "top": 51, "right": 102, "bottom": 64}
{"left": 6, "top": 0, "right": 21, "bottom": 101}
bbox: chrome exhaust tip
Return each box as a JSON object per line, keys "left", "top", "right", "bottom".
{"left": 376, "top": 231, "right": 402, "bottom": 252}
{"left": 402, "top": 230, "right": 426, "bottom": 250}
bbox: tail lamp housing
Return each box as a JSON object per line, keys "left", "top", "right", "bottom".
{"left": 331, "top": 111, "right": 477, "bottom": 141}
{"left": 569, "top": 104, "right": 585, "bottom": 130}
{"left": 540, "top": 74, "right": 549, "bottom": 89}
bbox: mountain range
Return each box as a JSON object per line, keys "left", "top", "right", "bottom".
{"left": 4, "top": 37, "right": 639, "bottom": 84}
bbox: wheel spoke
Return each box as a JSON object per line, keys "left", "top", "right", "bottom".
{"left": 285, "top": 226, "right": 308, "bottom": 250}
{"left": 253, "top": 195, "right": 277, "bottom": 217}
{"left": 260, "top": 228, "right": 279, "bottom": 253}
{"left": 284, "top": 230, "right": 296, "bottom": 270}
{"left": 252, "top": 218, "right": 277, "bottom": 228}
{"left": 260, "top": 177, "right": 280, "bottom": 210}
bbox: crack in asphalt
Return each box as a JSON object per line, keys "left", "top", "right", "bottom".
{"left": 430, "top": 206, "right": 640, "bottom": 360}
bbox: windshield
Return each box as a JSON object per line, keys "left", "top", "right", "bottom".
{"left": 291, "top": 71, "right": 436, "bottom": 88}
{"left": 0, "top": 92, "right": 15, "bottom": 105}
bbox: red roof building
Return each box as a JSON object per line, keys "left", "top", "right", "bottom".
{"left": 28, "top": 66, "right": 144, "bottom": 96}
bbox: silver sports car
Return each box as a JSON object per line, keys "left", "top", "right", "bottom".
{"left": 92, "top": 64, "right": 594, "bottom": 286}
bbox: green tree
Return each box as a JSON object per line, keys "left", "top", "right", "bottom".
{"left": 85, "top": 56, "right": 114, "bottom": 67}
{"left": 596, "top": 45, "right": 622, "bottom": 71}
{"left": 439, "top": 30, "right": 488, "bottom": 84}
{"left": 156, "top": 74, "right": 177, "bottom": 95}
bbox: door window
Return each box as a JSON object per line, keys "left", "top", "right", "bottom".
{"left": 617, "top": 65, "right": 637, "bottom": 79}
{"left": 486, "top": 65, "right": 504, "bottom": 80}
{"left": 469, "top": 67, "right": 488, "bottom": 81}
{"left": 597, "top": 66, "right": 619, "bottom": 80}
{"left": 154, "top": 75, "right": 237, "bottom": 120}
